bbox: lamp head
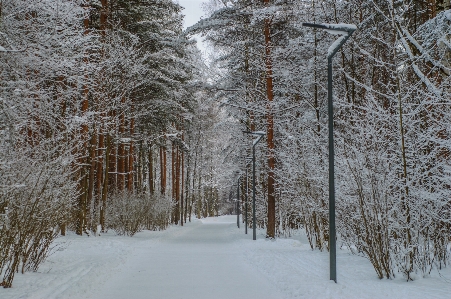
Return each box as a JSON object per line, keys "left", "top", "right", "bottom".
{"left": 242, "top": 130, "right": 265, "bottom": 136}
{"left": 302, "top": 23, "right": 357, "bottom": 35}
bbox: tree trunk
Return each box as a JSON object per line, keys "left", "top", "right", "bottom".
{"left": 108, "top": 136, "right": 116, "bottom": 190}
{"left": 77, "top": 10, "right": 90, "bottom": 236}
{"left": 117, "top": 98, "right": 126, "bottom": 191}
{"left": 148, "top": 143, "right": 154, "bottom": 194}
{"left": 97, "top": 1, "right": 108, "bottom": 222}
{"left": 100, "top": 134, "right": 111, "bottom": 232}
{"left": 96, "top": 131, "right": 104, "bottom": 215}
{"left": 87, "top": 127, "right": 97, "bottom": 231}
{"left": 137, "top": 141, "right": 143, "bottom": 192}
{"left": 127, "top": 117, "right": 134, "bottom": 191}
{"left": 179, "top": 147, "right": 183, "bottom": 225}
{"left": 264, "top": 0, "right": 276, "bottom": 239}
{"left": 171, "top": 143, "right": 176, "bottom": 223}
{"left": 184, "top": 149, "right": 189, "bottom": 223}
{"left": 190, "top": 137, "right": 198, "bottom": 222}
{"left": 160, "top": 146, "right": 166, "bottom": 194}
{"left": 117, "top": 140, "right": 124, "bottom": 191}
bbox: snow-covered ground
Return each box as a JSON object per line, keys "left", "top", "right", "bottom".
{"left": 1, "top": 215, "right": 450, "bottom": 299}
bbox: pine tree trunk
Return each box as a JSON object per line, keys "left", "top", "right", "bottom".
{"left": 100, "top": 134, "right": 111, "bottom": 232}
{"left": 264, "top": 0, "right": 276, "bottom": 239}
{"left": 124, "top": 146, "right": 129, "bottom": 189}
{"left": 178, "top": 146, "right": 182, "bottom": 225}
{"left": 108, "top": 135, "right": 117, "bottom": 190}
{"left": 96, "top": 131, "right": 104, "bottom": 214}
{"left": 184, "top": 150, "right": 189, "bottom": 223}
{"left": 137, "top": 141, "right": 142, "bottom": 192}
{"left": 127, "top": 117, "right": 134, "bottom": 191}
{"left": 97, "top": 0, "right": 108, "bottom": 230}
{"left": 118, "top": 97, "right": 126, "bottom": 191}
{"left": 190, "top": 139, "right": 198, "bottom": 222}
{"left": 171, "top": 143, "right": 176, "bottom": 223}
{"left": 87, "top": 128, "right": 97, "bottom": 231}
{"left": 77, "top": 10, "right": 90, "bottom": 236}
{"left": 117, "top": 140, "right": 124, "bottom": 191}
{"left": 148, "top": 143, "right": 154, "bottom": 194}
{"left": 160, "top": 146, "right": 166, "bottom": 195}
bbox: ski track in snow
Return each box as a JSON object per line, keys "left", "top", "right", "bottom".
{"left": 0, "top": 215, "right": 450, "bottom": 299}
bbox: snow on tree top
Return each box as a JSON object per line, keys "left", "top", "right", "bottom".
{"left": 445, "top": 10, "right": 451, "bottom": 21}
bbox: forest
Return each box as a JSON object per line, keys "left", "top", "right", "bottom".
{"left": 0, "top": 0, "right": 450, "bottom": 288}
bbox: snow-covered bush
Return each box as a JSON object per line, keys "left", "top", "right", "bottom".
{"left": 106, "top": 192, "right": 173, "bottom": 236}
{"left": 0, "top": 148, "right": 76, "bottom": 287}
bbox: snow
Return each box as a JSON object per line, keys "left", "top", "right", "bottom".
{"left": 318, "top": 23, "right": 357, "bottom": 57}
{"left": 321, "top": 23, "right": 357, "bottom": 36}
{"left": 1, "top": 215, "right": 449, "bottom": 299}
{"left": 325, "top": 29, "right": 348, "bottom": 35}
{"left": 253, "top": 131, "right": 266, "bottom": 135}
{"left": 253, "top": 135, "right": 264, "bottom": 146}
{"left": 328, "top": 35, "right": 347, "bottom": 57}
{"left": 445, "top": 10, "right": 451, "bottom": 21}
{"left": 325, "top": 23, "right": 357, "bottom": 31}
{"left": 249, "top": 131, "right": 265, "bottom": 146}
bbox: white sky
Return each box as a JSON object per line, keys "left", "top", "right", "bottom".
{"left": 177, "top": 0, "right": 208, "bottom": 54}
{"left": 177, "top": 0, "right": 205, "bottom": 29}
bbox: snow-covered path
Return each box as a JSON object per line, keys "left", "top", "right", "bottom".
{"left": 88, "top": 216, "right": 281, "bottom": 299}
{"left": 1, "top": 215, "right": 449, "bottom": 299}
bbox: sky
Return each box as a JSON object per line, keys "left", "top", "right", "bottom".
{"left": 177, "top": 0, "right": 206, "bottom": 29}
{"left": 177, "top": 0, "right": 208, "bottom": 54}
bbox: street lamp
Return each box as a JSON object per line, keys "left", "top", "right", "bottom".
{"left": 242, "top": 131, "right": 265, "bottom": 240}
{"left": 244, "top": 157, "right": 252, "bottom": 235}
{"left": 237, "top": 176, "right": 240, "bottom": 229}
{"left": 302, "top": 22, "right": 357, "bottom": 283}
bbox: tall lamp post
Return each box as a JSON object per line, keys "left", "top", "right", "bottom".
{"left": 243, "top": 131, "right": 265, "bottom": 240}
{"left": 302, "top": 22, "right": 356, "bottom": 283}
{"left": 237, "top": 176, "right": 240, "bottom": 228}
{"left": 244, "top": 157, "right": 252, "bottom": 235}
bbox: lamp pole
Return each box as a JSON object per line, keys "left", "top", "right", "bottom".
{"left": 245, "top": 166, "right": 248, "bottom": 234}
{"left": 243, "top": 131, "right": 265, "bottom": 240}
{"left": 302, "top": 22, "right": 356, "bottom": 283}
{"left": 244, "top": 157, "right": 251, "bottom": 235}
{"left": 237, "top": 176, "right": 240, "bottom": 228}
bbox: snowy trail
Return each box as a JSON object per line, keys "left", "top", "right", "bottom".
{"left": 88, "top": 216, "right": 281, "bottom": 299}
{"left": 1, "top": 215, "right": 449, "bottom": 299}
